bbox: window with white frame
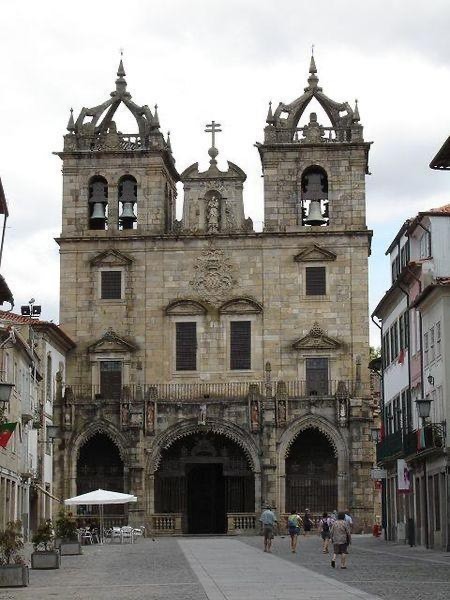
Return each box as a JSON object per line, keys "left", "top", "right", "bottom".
{"left": 424, "top": 332, "right": 429, "bottom": 366}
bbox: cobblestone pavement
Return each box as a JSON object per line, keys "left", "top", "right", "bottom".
{"left": 0, "top": 535, "right": 448, "bottom": 599}
{"left": 240, "top": 533, "right": 450, "bottom": 600}
{"left": 0, "top": 538, "right": 208, "bottom": 600}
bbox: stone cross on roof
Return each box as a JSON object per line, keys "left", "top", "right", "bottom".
{"left": 205, "top": 120, "right": 222, "bottom": 165}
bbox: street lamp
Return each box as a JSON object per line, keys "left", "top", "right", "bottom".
{"left": 415, "top": 397, "right": 432, "bottom": 424}
{"left": 415, "top": 396, "right": 434, "bottom": 549}
{"left": 0, "top": 382, "right": 14, "bottom": 404}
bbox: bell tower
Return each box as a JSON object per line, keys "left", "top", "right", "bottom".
{"left": 58, "top": 59, "right": 179, "bottom": 237}
{"left": 257, "top": 54, "right": 371, "bottom": 233}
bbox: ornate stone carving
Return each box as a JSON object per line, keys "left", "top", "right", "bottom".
{"left": 190, "top": 248, "right": 235, "bottom": 304}
{"left": 292, "top": 322, "right": 341, "bottom": 350}
{"left": 206, "top": 195, "right": 220, "bottom": 234}
{"left": 198, "top": 404, "right": 207, "bottom": 425}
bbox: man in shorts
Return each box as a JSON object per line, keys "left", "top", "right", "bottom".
{"left": 260, "top": 505, "right": 277, "bottom": 552}
{"left": 287, "top": 509, "right": 302, "bottom": 553}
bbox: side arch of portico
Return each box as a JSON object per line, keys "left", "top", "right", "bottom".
{"left": 66, "top": 419, "right": 132, "bottom": 499}
{"left": 277, "top": 414, "right": 349, "bottom": 513}
{"left": 145, "top": 418, "right": 262, "bottom": 515}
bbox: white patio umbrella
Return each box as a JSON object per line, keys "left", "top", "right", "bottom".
{"left": 64, "top": 489, "right": 138, "bottom": 543}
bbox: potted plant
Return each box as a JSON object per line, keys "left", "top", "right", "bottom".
{"left": 0, "top": 520, "right": 28, "bottom": 587}
{"left": 31, "top": 520, "right": 60, "bottom": 569}
{"left": 54, "top": 509, "right": 81, "bottom": 556}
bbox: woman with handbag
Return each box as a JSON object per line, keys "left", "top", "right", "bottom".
{"left": 330, "top": 511, "right": 351, "bottom": 569}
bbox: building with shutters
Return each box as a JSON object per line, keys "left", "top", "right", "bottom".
{"left": 53, "top": 55, "right": 377, "bottom": 534}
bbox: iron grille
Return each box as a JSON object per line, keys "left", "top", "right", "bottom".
{"left": 306, "top": 266, "right": 326, "bottom": 295}
{"left": 100, "top": 361, "right": 122, "bottom": 399}
{"left": 101, "top": 271, "right": 122, "bottom": 299}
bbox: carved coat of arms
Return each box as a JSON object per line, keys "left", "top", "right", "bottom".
{"left": 190, "top": 248, "right": 235, "bottom": 304}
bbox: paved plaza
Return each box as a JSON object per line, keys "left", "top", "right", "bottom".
{"left": 1, "top": 535, "right": 449, "bottom": 600}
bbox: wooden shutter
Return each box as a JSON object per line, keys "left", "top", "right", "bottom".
{"left": 230, "top": 321, "right": 251, "bottom": 370}
{"left": 100, "top": 361, "right": 122, "bottom": 399}
{"left": 305, "top": 267, "right": 326, "bottom": 295}
{"left": 306, "top": 358, "right": 329, "bottom": 395}
{"left": 101, "top": 271, "right": 122, "bottom": 299}
{"left": 176, "top": 322, "right": 197, "bottom": 371}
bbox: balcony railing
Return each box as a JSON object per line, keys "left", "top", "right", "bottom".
{"left": 377, "top": 423, "right": 446, "bottom": 463}
{"left": 376, "top": 431, "right": 404, "bottom": 463}
{"left": 64, "top": 380, "right": 365, "bottom": 403}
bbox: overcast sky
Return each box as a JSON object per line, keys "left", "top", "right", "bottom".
{"left": 1, "top": 0, "right": 449, "bottom": 346}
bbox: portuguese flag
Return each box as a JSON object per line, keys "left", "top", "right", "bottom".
{"left": 0, "top": 422, "right": 17, "bottom": 448}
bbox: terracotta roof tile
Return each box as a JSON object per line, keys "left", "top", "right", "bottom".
{"left": 429, "top": 203, "right": 450, "bottom": 214}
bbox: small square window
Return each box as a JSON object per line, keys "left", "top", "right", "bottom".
{"left": 101, "top": 271, "right": 122, "bottom": 299}
{"left": 305, "top": 267, "right": 326, "bottom": 295}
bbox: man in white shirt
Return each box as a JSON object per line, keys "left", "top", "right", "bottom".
{"left": 260, "top": 505, "right": 277, "bottom": 552}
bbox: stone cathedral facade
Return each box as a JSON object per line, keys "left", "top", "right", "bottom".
{"left": 53, "top": 56, "right": 376, "bottom": 533}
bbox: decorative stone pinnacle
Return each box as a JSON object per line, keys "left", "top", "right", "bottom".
{"left": 310, "top": 322, "right": 324, "bottom": 337}
{"left": 205, "top": 120, "right": 222, "bottom": 165}
{"left": 353, "top": 99, "right": 360, "bottom": 122}
{"left": 309, "top": 49, "right": 317, "bottom": 74}
{"left": 153, "top": 104, "right": 160, "bottom": 128}
{"left": 167, "top": 130, "right": 172, "bottom": 152}
{"left": 67, "top": 107, "right": 75, "bottom": 132}
{"left": 266, "top": 101, "right": 275, "bottom": 125}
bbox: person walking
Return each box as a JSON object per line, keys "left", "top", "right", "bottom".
{"left": 260, "top": 505, "right": 277, "bottom": 553}
{"left": 319, "top": 512, "right": 331, "bottom": 553}
{"left": 330, "top": 511, "right": 351, "bottom": 569}
{"left": 303, "top": 509, "right": 313, "bottom": 536}
{"left": 287, "top": 510, "right": 303, "bottom": 553}
{"left": 344, "top": 509, "right": 353, "bottom": 531}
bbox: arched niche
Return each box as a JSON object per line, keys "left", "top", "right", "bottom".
{"left": 88, "top": 175, "right": 108, "bottom": 230}
{"left": 300, "top": 165, "right": 329, "bottom": 227}
{"left": 118, "top": 175, "right": 137, "bottom": 230}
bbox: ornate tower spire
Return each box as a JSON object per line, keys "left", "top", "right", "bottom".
{"left": 166, "top": 130, "right": 172, "bottom": 153}
{"left": 306, "top": 45, "right": 320, "bottom": 90}
{"left": 266, "top": 101, "right": 275, "bottom": 125}
{"left": 66, "top": 108, "right": 75, "bottom": 132}
{"left": 115, "top": 57, "right": 127, "bottom": 95}
{"left": 205, "top": 120, "right": 222, "bottom": 166}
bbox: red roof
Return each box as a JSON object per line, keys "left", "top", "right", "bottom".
{"left": 0, "top": 311, "right": 75, "bottom": 350}
{"left": 429, "top": 203, "right": 450, "bottom": 214}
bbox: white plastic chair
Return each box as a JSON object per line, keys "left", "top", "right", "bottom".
{"left": 80, "top": 528, "right": 94, "bottom": 545}
{"left": 110, "top": 527, "right": 122, "bottom": 543}
{"left": 121, "top": 526, "right": 134, "bottom": 544}
{"left": 132, "top": 525, "right": 145, "bottom": 540}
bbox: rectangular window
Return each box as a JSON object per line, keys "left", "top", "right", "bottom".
{"left": 393, "top": 395, "right": 401, "bottom": 432}
{"left": 404, "top": 312, "right": 409, "bottom": 350}
{"left": 306, "top": 358, "right": 329, "bottom": 395}
{"left": 101, "top": 271, "right": 122, "bottom": 299}
{"left": 436, "top": 321, "right": 441, "bottom": 357}
{"left": 176, "top": 322, "right": 197, "bottom": 371}
{"left": 399, "top": 316, "right": 404, "bottom": 350}
{"left": 230, "top": 321, "right": 251, "bottom": 370}
{"left": 430, "top": 326, "right": 435, "bottom": 362}
{"left": 100, "top": 361, "right": 122, "bottom": 399}
{"left": 424, "top": 332, "right": 429, "bottom": 366}
{"left": 393, "top": 322, "right": 399, "bottom": 358}
{"left": 305, "top": 267, "right": 326, "bottom": 295}
{"left": 420, "top": 231, "right": 431, "bottom": 259}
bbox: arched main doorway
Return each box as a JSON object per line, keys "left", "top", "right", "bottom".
{"left": 286, "top": 428, "right": 337, "bottom": 513}
{"left": 76, "top": 433, "right": 125, "bottom": 520}
{"left": 155, "top": 432, "right": 255, "bottom": 534}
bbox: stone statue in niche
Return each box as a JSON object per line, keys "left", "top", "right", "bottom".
{"left": 338, "top": 398, "right": 348, "bottom": 427}
{"left": 277, "top": 399, "right": 286, "bottom": 425}
{"left": 251, "top": 400, "right": 259, "bottom": 431}
{"left": 121, "top": 402, "right": 129, "bottom": 427}
{"left": 145, "top": 401, "right": 155, "bottom": 433}
{"left": 198, "top": 403, "right": 207, "bottom": 425}
{"left": 207, "top": 195, "right": 220, "bottom": 233}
